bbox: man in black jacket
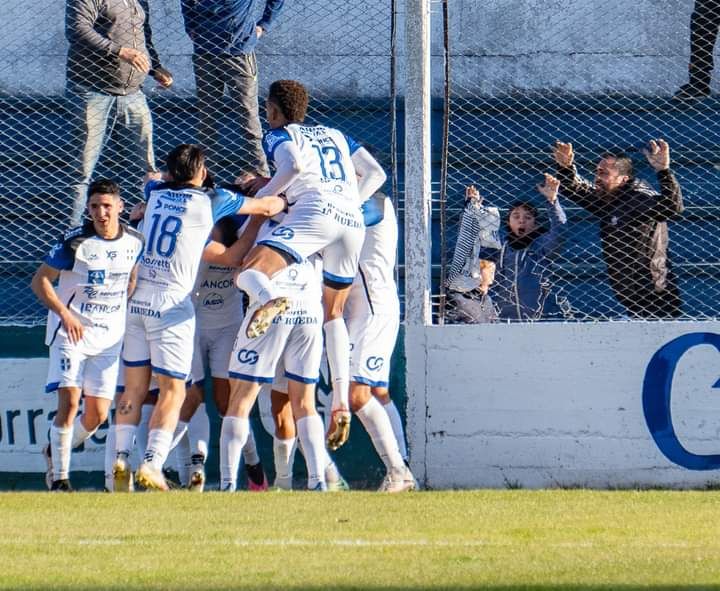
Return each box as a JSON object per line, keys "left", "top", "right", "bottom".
{"left": 553, "top": 140, "right": 684, "bottom": 319}
{"left": 66, "top": 0, "right": 173, "bottom": 225}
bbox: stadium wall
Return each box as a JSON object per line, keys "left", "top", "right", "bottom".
{"left": 0, "top": 0, "right": 697, "bottom": 97}
{"left": 406, "top": 321, "right": 720, "bottom": 489}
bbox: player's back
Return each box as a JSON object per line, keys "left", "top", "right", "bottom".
{"left": 264, "top": 123, "right": 361, "bottom": 206}
{"left": 137, "top": 180, "right": 243, "bottom": 298}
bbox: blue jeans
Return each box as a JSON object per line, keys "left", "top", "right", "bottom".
{"left": 70, "top": 89, "right": 157, "bottom": 226}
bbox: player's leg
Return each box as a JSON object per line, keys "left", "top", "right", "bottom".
{"left": 187, "top": 402, "right": 210, "bottom": 491}
{"left": 73, "top": 352, "right": 119, "bottom": 455}
{"left": 271, "top": 384, "right": 296, "bottom": 490}
{"left": 213, "top": 376, "right": 230, "bottom": 417}
{"left": 220, "top": 378, "right": 263, "bottom": 491}
{"left": 48, "top": 386, "right": 82, "bottom": 491}
{"left": 287, "top": 379, "right": 326, "bottom": 491}
{"left": 372, "top": 387, "right": 409, "bottom": 463}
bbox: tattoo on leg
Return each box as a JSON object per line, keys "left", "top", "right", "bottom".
{"left": 118, "top": 401, "right": 133, "bottom": 415}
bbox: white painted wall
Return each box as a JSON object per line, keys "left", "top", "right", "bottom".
{"left": 0, "top": 0, "right": 698, "bottom": 97}
{"left": 407, "top": 321, "right": 720, "bottom": 489}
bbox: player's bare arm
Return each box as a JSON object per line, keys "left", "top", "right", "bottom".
{"left": 31, "top": 264, "right": 84, "bottom": 344}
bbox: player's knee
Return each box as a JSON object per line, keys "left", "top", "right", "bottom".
{"left": 349, "top": 382, "right": 371, "bottom": 412}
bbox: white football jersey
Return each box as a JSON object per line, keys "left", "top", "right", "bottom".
{"left": 43, "top": 223, "right": 144, "bottom": 355}
{"left": 194, "top": 261, "right": 245, "bottom": 330}
{"left": 262, "top": 123, "right": 362, "bottom": 206}
{"left": 346, "top": 196, "right": 400, "bottom": 316}
{"left": 137, "top": 180, "right": 245, "bottom": 296}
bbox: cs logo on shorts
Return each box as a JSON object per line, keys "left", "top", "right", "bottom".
{"left": 237, "top": 349, "right": 259, "bottom": 365}
{"left": 366, "top": 356, "right": 384, "bottom": 371}
{"left": 87, "top": 270, "right": 106, "bottom": 285}
{"left": 271, "top": 226, "right": 295, "bottom": 240}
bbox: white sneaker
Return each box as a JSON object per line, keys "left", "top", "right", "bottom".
{"left": 378, "top": 467, "right": 416, "bottom": 493}
{"left": 246, "top": 297, "right": 290, "bottom": 338}
{"left": 188, "top": 466, "right": 206, "bottom": 492}
{"left": 112, "top": 454, "right": 133, "bottom": 493}
{"left": 273, "top": 475, "right": 293, "bottom": 491}
{"left": 135, "top": 463, "right": 169, "bottom": 491}
{"left": 326, "top": 409, "right": 351, "bottom": 451}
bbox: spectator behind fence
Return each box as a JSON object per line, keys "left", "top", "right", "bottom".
{"left": 674, "top": 0, "right": 720, "bottom": 101}
{"left": 488, "top": 174, "right": 571, "bottom": 321}
{"left": 554, "top": 140, "right": 684, "bottom": 319}
{"left": 66, "top": 0, "right": 173, "bottom": 226}
{"left": 445, "top": 185, "right": 501, "bottom": 323}
{"left": 181, "top": 0, "right": 285, "bottom": 177}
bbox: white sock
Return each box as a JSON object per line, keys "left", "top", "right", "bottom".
{"left": 50, "top": 424, "right": 73, "bottom": 481}
{"left": 273, "top": 436, "right": 296, "bottom": 488}
{"left": 144, "top": 428, "right": 173, "bottom": 471}
{"left": 134, "top": 404, "right": 154, "bottom": 467}
{"left": 175, "top": 430, "right": 192, "bottom": 487}
{"left": 242, "top": 427, "right": 260, "bottom": 466}
{"left": 356, "top": 397, "right": 405, "bottom": 474}
{"left": 235, "top": 268, "right": 276, "bottom": 306}
{"left": 170, "top": 421, "right": 189, "bottom": 451}
{"left": 296, "top": 415, "right": 326, "bottom": 489}
{"left": 324, "top": 318, "right": 350, "bottom": 411}
{"left": 104, "top": 423, "right": 116, "bottom": 491}
{"left": 324, "top": 451, "right": 341, "bottom": 484}
{"left": 383, "top": 399, "right": 408, "bottom": 461}
{"left": 220, "top": 416, "right": 249, "bottom": 491}
{"left": 114, "top": 424, "right": 137, "bottom": 458}
{"left": 70, "top": 415, "right": 96, "bottom": 449}
{"left": 189, "top": 403, "right": 210, "bottom": 460}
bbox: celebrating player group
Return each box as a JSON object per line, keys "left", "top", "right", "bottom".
{"left": 32, "top": 80, "right": 415, "bottom": 493}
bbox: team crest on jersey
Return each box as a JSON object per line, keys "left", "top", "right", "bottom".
{"left": 271, "top": 226, "right": 295, "bottom": 240}
{"left": 366, "top": 356, "right": 384, "bottom": 371}
{"left": 87, "top": 270, "right": 106, "bottom": 285}
{"left": 237, "top": 349, "right": 259, "bottom": 365}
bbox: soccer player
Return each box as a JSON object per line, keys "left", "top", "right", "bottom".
{"left": 31, "top": 179, "right": 144, "bottom": 491}
{"left": 113, "top": 144, "right": 285, "bottom": 491}
{"left": 235, "top": 80, "right": 387, "bottom": 451}
{"left": 345, "top": 193, "right": 415, "bottom": 492}
{"left": 222, "top": 220, "right": 327, "bottom": 491}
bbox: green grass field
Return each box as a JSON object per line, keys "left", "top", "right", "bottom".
{"left": 2, "top": 490, "right": 719, "bottom": 590}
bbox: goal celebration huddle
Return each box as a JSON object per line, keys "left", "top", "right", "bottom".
{"left": 31, "top": 80, "right": 415, "bottom": 494}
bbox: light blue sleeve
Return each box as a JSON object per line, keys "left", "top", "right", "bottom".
{"left": 211, "top": 188, "right": 246, "bottom": 222}
{"left": 345, "top": 134, "right": 362, "bottom": 155}
{"left": 263, "top": 128, "right": 292, "bottom": 165}
{"left": 143, "top": 179, "right": 165, "bottom": 202}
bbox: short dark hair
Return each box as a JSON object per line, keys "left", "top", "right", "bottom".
{"left": 268, "top": 80, "right": 309, "bottom": 123}
{"left": 507, "top": 201, "right": 538, "bottom": 221}
{"left": 166, "top": 144, "right": 205, "bottom": 183}
{"left": 600, "top": 151, "right": 634, "bottom": 179}
{"left": 87, "top": 179, "right": 121, "bottom": 201}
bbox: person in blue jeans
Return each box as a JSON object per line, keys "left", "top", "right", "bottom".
{"left": 66, "top": 0, "right": 173, "bottom": 226}
{"left": 181, "top": 0, "right": 285, "bottom": 177}
{"left": 488, "top": 174, "right": 572, "bottom": 321}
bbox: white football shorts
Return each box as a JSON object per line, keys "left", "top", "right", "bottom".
{"left": 257, "top": 197, "right": 365, "bottom": 285}
{"left": 190, "top": 323, "right": 241, "bottom": 383}
{"left": 347, "top": 312, "right": 400, "bottom": 388}
{"left": 46, "top": 344, "right": 120, "bottom": 400}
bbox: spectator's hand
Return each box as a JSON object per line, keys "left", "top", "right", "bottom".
{"left": 643, "top": 139, "right": 670, "bottom": 172}
{"left": 118, "top": 47, "right": 150, "bottom": 74}
{"left": 129, "top": 201, "right": 146, "bottom": 222}
{"left": 553, "top": 141, "right": 574, "bottom": 168}
{"left": 537, "top": 173, "right": 560, "bottom": 203}
{"left": 60, "top": 310, "right": 84, "bottom": 345}
{"left": 465, "top": 185, "right": 482, "bottom": 205}
{"left": 256, "top": 25, "right": 264, "bottom": 39}
{"left": 153, "top": 66, "right": 174, "bottom": 88}
{"left": 478, "top": 260, "right": 495, "bottom": 295}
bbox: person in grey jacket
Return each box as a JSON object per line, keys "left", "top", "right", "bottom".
{"left": 489, "top": 174, "right": 571, "bottom": 321}
{"left": 181, "top": 0, "right": 285, "bottom": 176}
{"left": 66, "top": 0, "right": 173, "bottom": 225}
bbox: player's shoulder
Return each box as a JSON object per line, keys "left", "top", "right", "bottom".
{"left": 62, "top": 222, "right": 97, "bottom": 249}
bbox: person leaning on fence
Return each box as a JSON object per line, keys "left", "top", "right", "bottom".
{"left": 487, "top": 174, "right": 571, "bottom": 321}
{"left": 554, "top": 140, "right": 684, "bottom": 319}
{"left": 181, "top": 0, "right": 285, "bottom": 176}
{"left": 66, "top": 0, "right": 173, "bottom": 226}
{"left": 445, "top": 185, "right": 501, "bottom": 323}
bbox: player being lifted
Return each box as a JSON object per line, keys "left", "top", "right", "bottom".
{"left": 235, "top": 80, "right": 387, "bottom": 450}
{"left": 32, "top": 180, "right": 144, "bottom": 491}
{"left": 345, "top": 193, "right": 416, "bottom": 492}
{"left": 113, "top": 144, "right": 285, "bottom": 491}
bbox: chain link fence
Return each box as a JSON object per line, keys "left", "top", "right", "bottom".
{"left": 438, "top": 0, "right": 720, "bottom": 323}
{"left": 0, "top": 0, "right": 399, "bottom": 326}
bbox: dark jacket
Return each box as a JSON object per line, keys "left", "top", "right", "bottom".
{"left": 181, "top": 0, "right": 285, "bottom": 56}
{"left": 556, "top": 165, "right": 684, "bottom": 318}
{"left": 66, "top": 0, "right": 161, "bottom": 95}
{"left": 490, "top": 199, "right": 570, "bottom": 320}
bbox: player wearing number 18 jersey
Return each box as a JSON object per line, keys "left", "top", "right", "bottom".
{"left": 113, "top": 144, "right": 285, "bottom": 491}
{"left": 235, "top": 80, "right": 388, "bottom": 451}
